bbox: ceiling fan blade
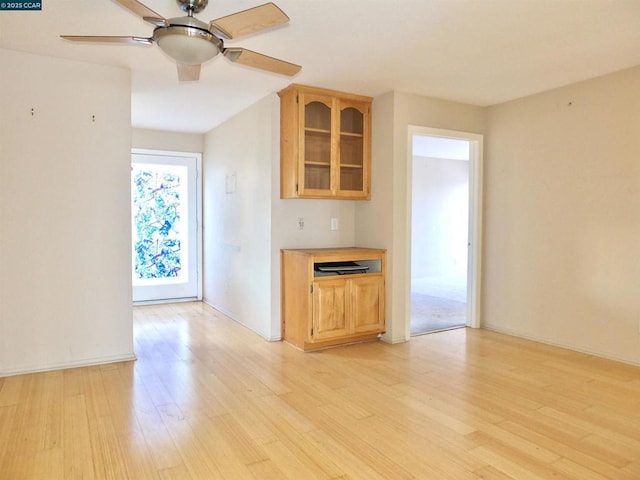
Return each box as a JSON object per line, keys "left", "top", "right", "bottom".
{"left": 60, "top": 35, "right": 153, "bottom": 45}
{"left": 224, "top": 48, "right": 300, "bottom": 76}
{"left": 143, "top": 16, "right": 169, "bottom": 27}
{"left": 177, "top": 63, "right": 201, "bottom": 82}
{"left": 113, "top": 0, "right": 166, "bottom": 22}
{"left": 209, "top": 2, "right": 289, "bottom": 40}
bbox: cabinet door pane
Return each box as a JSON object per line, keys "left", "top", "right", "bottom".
{"left": 339, "top": 106, "right": 364, "bottom": 192}
{"left": 340, "top": 106, "right": 364, "bottom": 135}
{"left": 305, "top": 101, "right": 331, "bottom": 131}
{"left": 312, "top": 279, "right": 350, "bottom": 340}
{"left": 351, "top": 277, "right": 384, "bottom": 334}
{"left": 304, "top": 101, "right": 331, "bottom": 190}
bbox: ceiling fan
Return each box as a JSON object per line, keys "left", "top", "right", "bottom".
{"left": 61, "top": 0, "right": 301, "bottom": 81}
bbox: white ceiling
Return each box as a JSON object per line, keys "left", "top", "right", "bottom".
{"left": 2, "top": 0, "right": 640, "bottom": 134}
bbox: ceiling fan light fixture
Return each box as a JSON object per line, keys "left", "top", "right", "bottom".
{"left": 60, "top": 1, "right": 300, "bottom": 79}
{"left": 154, "top": 25, "right": 222, "bottom": 65}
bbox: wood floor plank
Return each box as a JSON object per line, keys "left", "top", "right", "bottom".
{"left": 157, "top": 463, "right": 193, "bottom": 480}
{"left": 469, "top": 445, "right": 557, "bottom": 480}
{"left": 0, "top": 373, "right": 23, "bottom": 407}
{"left": 499, "top": 419, "right": 639, "bottom": 480}
{"left": 466, "top": 423, "right": 561, "bottom": 465}
{"left": 62, "top": 367, "right": 85, "bottom": 398}
{"left": 183, "top": 412, "right": 256, "bottom": 480}
{"left": 246, "top": 457, "right": 289, "bottom": 479}
{"left": 117, "top": 430, "right": 162, "bottom": 480}
{"left": 62, "top": 394, "right": 94, "bottom": 479}
{"left": 1, "top": 301, "right": 639, "bottom": 479}
{"left": 0, "top": 404, "right": 17, "bottom": 470}
{"left": 268, "top": 429, "right": 346, "bottom": 479}
{"left": 306, "top": 427, "right": 414, "bottom": 480}
{"left": 551, "top": 457, "right": 617, "bottom": 480}
{"left": 472, "top": 464, "right": 520, "bottom": 479}
{"left": 622, "top": 461, "right": 640, "bottom": 477}
{"left": 156, "top": 407, "right": 223, "bottom": 479}
{"left": 321, "top": 402, "right": 482, "bottom": 479}
{"left": 87, "top": 414, "right": 130, "bottom": 479}
{"left": 258, "top": 439, "right": 334, "bottom": 479}
{"left": 82, "top": 366, "right": 112, "bottom": 421}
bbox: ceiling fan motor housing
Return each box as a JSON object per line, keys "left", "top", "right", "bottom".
{"left": 177, "top": 0, "right": 209, "bottom": 14}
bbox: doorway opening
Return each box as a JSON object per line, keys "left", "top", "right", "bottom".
{"left": 131, "top": 149, "right": 202, "bottom": 304}
{"left": 408, "top": 127, "right": 482, "bottom": 335}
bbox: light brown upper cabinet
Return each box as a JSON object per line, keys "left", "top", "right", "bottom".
{"left": 279, "top": 84, "right": 372, "bottom": 200}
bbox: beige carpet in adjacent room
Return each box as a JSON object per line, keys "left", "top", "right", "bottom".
{"left": 410, "top": 292, "right": 466, "bottom": 335}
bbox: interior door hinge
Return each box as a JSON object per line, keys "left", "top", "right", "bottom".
{"left": 296, "top": 183, "right": 299, "bottom": 193}
{"left": 310, "top": 284, "right": 314, "bottom": 293}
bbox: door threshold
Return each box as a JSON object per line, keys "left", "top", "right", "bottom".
{"left": 410, "top": 325, "right": 466, "bottom": 337}
{"left": 133, "top": 297, "right": 200, "bottom": 306}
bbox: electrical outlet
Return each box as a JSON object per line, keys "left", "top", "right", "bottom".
{"left": 297, "top": 217, "right": 305, "bottom": 230}
{"left": 330, "top": 218, "right": 339, "bottom": 231}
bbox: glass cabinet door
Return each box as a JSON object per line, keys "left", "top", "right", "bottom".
{"left": 280, "top": 84, "right": 371, "bottom": 199}
{"left": 338, "top": 105, "right": 365, "bottom": 193}
{"left": 303, "top": 99, "right": 332, "bottom": 191}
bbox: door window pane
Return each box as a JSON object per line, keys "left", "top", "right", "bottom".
{"left": 131, "top": 163, "right": 189, "bottom": 286}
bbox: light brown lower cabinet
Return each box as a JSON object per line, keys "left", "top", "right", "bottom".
{"left": 281, "top": 247, "right": 386, "bottom": 351}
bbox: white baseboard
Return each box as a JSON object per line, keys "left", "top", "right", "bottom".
{"left": 201, "top": 299, "right": 281, "bottom": 342}
{"left": 483, "top": 324, "right": 640, "bottom": 367}
{"left": 380, "top": 333, "right": 409, "bottom": 344}
{"left": 1, "top": 353, "right": 137, "bottom": 377}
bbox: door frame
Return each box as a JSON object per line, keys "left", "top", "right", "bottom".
{"left": 131, "top": 148, "right": 203, "bottom": 304}
{"left": 406, "top": 126, "right": 483, "bottom": 332}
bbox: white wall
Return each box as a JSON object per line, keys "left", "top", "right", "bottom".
{"left": 202, "top": 95, "right": 273, "bottom": 338}
{"left": 203, "top": 93, "right": 356, "bottom": 340}
{"left": 356, "top": 92, "right": 486, "bottom": 343}
{"left": 132, "top": 128, "right": 203, "bottom": 153}
{"left": 484, "top": 66, "right": 640, "bottom": 364}
{"left": 0, "top": 50, "right": 134, "bottom": 375}
{"left": 411, "top": 156, "right": 469, "bottom": 282}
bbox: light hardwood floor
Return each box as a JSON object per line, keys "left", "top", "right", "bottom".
{"left": 1, "top": 301, "right": 639, "bottom": 479}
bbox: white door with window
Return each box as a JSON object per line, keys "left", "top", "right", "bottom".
{"left": 131, "top": 150, "right": 201, "bottom": 303}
